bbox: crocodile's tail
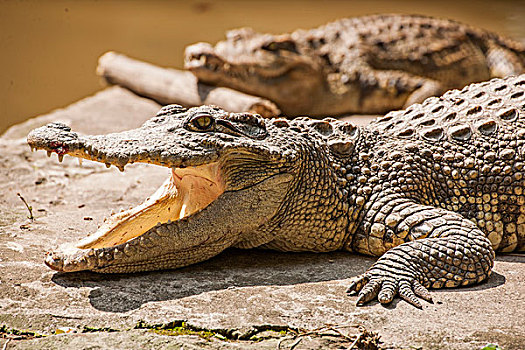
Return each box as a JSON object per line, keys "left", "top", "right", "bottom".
{"left": 468, "top": 28, "right": 525, "bottom": 77}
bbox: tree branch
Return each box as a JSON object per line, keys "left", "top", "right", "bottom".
{"left": 96, "top": 52, "right": 280, "bottom": 118}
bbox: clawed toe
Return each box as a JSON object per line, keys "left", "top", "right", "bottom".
{"left": 355, "top": 280, "right": 381, "bottom": 305}
{"left": 398, "top": 280, "right": 422, "bottom": 308}
{"left": 412, "top": 280, "right": 433, "bottom": 303}
{"left": 377, "top": 280, "right": 396, "bottom": 304}
{"left": 346, "top": 274, "right": 369, "bottom": 295}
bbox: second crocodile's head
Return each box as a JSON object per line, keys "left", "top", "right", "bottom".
{"left": 185, "top": 28, "right": 346, "bottom": 116}
{"left": 27, "top": 105, "right": 357, "bottom": 273}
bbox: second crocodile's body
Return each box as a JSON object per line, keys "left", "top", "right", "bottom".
{"left": 185, "top": 14, "right": 525, "bottom": 116}
{"left": 28, "top": 75, "right": 525, "bottom": 307}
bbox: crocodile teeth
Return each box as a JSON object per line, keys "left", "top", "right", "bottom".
{"left": 47, "top": 151, "right": 52, "bottom": 157}
{"left": 179, "top": 203, "right": 187, "bottom": 220}
{"left": 105, "top": 163, "right": 111, "bottom": 168}
{"left": 58, "top": 154, "right": 64, "bottom": 162}
{"left": 117, "top": 165, "right": 125, "bottom": 172}
{"left": 78, "top": 158, "right": 83, "bottom": 166}
{"left": 123, "top": 243, "right": 134, "bottom": 255}
{"left": 113, "top": 249, "right": 124, "bottom": 260}
{"left": 139, "top": 236, "right": 154, "bottom": 248}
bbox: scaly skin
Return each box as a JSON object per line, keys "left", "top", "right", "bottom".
{"left": 185, "top": 14, "right": 525, "bottom": 116}
{"left": 27, "top": 75, "right": 525, "bottom": 308}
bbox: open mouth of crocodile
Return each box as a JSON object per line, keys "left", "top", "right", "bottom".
{"left": 75, "top": 162, "right": 225, "bottom": 251}
{"left": 30, "top": 138, "right": 226, "bottom": 271}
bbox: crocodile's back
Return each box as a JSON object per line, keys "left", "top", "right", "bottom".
{"left": 370, "top": 75, "right": 525, "bottom": 141}
{"left": 368, "top": 75, "right": 525, "bottom": 252}
{"left": 311, "top": 14, "right": 525, "bottom": 88}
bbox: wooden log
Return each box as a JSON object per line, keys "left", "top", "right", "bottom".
{"left": 96, "top": 51, "right": 281, "bottom": 118}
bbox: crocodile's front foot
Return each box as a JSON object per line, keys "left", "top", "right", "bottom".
{"left": 347, "top": 251, "right": 433, "bottom": 309}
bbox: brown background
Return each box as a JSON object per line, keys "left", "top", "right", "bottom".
{"left": 1, "top": 0, "right": 524, "bottom": 133}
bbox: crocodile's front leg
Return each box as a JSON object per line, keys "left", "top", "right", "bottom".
{"left": 349, "top": 67, "right": 445, "bottom": 114}
{"left": 348, "top": 199, "right": 495, "bottom": 308}
{"left": 485, "top": 42, "right": 524, "bottom": 77}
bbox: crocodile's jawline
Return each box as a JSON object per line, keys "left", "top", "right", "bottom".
{"left": 185, "top": 43, "right": 326, "bottom": 115}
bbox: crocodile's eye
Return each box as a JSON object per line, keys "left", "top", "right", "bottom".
{"left": 191, "top": 114, "right": 215, "bottom": 130}
{"left": 264, "top": 42, "right": 279, "bottom": 51}
{"left": 262, "top": 40, "right": 297, "bottom": 53}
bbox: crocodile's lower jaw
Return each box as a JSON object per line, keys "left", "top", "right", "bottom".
{"left": 45, "top": 162, "right": 224, "bottom": 269}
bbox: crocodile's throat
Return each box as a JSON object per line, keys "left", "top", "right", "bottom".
{"left": 76, "top": 163, "right": 224, "bottom": 250}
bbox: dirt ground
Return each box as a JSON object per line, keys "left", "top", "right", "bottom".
{"left": 0, "top": 87, "right": 523, "bottom": 349}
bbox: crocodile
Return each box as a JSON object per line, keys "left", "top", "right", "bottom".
{"left": 185, "top": 14, "right": 525, "bottom": 117}
{"left": 27, "top": 75, "right": 525, "bottom": 307}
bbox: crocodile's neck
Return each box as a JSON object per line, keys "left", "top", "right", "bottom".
{"left": 241, "top": 123, "right": 380, "bottom": 253}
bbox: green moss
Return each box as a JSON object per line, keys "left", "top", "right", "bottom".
{"left": 135, "top": 320, "right": 224, "bottom": 341}
{"left": 481, "top": 344, "right": 503, "bottom": 350}
{"left": 133, "top": 320, "right": 298, "bottom": 342}
{"left": 0, "top": 324, "right": 45, "bottom": 339}
{"left": 152, "top": 327, "right": 216, "bottom": 339}
{"left": 82, "top": 326, "right": 118, "bottom": 333}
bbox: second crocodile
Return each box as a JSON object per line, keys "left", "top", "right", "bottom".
{"left": 185, "top": 14, "right": 525, "bottom": 116}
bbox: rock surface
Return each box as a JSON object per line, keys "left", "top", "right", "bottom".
{"left": 0, "top": 87, "right": 523, "bottom": 349}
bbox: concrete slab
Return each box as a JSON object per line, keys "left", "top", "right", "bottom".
{"left": 0, "top": 88, "right": 523, "bottom": 349}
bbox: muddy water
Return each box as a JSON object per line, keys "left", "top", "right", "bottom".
{"left": 1, "top": 0, "right": 524, "bottom": 133}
